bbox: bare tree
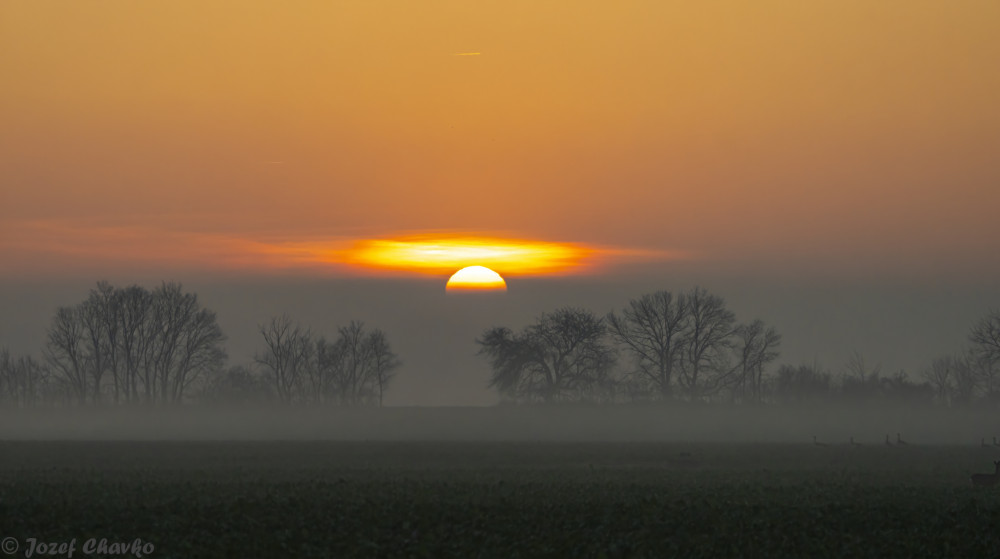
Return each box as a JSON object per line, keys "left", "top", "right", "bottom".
{"left": 0, "top": 348, "right": 10, "bottom": 404}
{"left": 951, "top": 351, "right": 980, "bottom": 405}
{"left": 256, "top": 315, "right": 313, "bottom": 404}
{"left": 845, "top": 350, "right": 882, "bottom": 384}
{"left": 969, "top": 309, "right": 1000, "bottom": 399}
{"left": 732, "top": 319, "right": 782, "bottom": 403}
{"left": 200, "top": 364, "right": 274, "bottom": 405}
{"left": 44, "top": 306, "right": 90, "bottom": 404}
{"left": 144, "top": 283, "right": 226, "bottom": 404}
{"left": 115, "top": 285, "right": 153, "bottom": 404}
{"left": 878, "top": 369, "right": 933, "bottom": 405}
{"left": 0, "top": 349, "right": 50, "bottom": 407}
{"left": 256, "top": 317, "right": 401, "bottom": 407}
{"left": 368, "top": 328, "right": 400, "bottom": 407}
{"left": 43, "top": 282, "right": 224, "bottom": 406}
{"left": 923, "top": 354, "right": 955, "bottom": 406}
{"left": 476, "top": 326, "right": 531, "bottom": 402}
{"left": 79, "top": 282, "right": 116, "bottom": 404}
{"left": 677, "top": 287, "right": 736, "bottom": 400}
{"left": 330, "top": 321, "right": 375, "bottom": 405}
{"left": 606, "top": 291, "right": 688, "bottom": 400}
{"left": 310, "top": 336, "right": 341, "bottom": 405}
{"left": 478, "top": 307, "right": 617, "bottom": 403}
{"left": 774, "top": 364, "right": 832, "bottom": 403}
{"left": 841, "top": 350, "right": 883, "bottom": 401}
{"left": 970, "top": 309, "right": 1000, "bottom": 362}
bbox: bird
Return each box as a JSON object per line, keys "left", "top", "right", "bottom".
{"left": 885, "top": 434, "right": 893, "bottom": 447}
{"left": 897, "top": 433, "right": 908, "bottom": 446}
{"left": 850, "top": 436, "right": 862, "bottom": 446}
{"left": 813, "top": 436, "right": 828, "bottom": 447}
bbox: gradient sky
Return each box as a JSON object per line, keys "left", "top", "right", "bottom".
{"left": 3, "top": 0, "right": 999, "bottom": 280}
{"left": 1, "top": 2, "right": 998, "bottom": 404}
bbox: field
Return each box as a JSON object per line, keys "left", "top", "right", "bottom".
{"left": 2, "top": 441, "right": 1000, "bottom": 558}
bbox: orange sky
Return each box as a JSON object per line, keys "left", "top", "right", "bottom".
{"left": 2, "top": 1, "right": 999, "bottom": 282}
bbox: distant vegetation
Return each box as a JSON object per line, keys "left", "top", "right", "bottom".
{"left": 8, "top": 281, "right": 226, "bottom": 406}
{"left": 0, "top": 281, "right": 997, "bottom": 409}
{"left": 478, "top": 288, "right": 781, "bottom": 404}
{"left": 249, "top": 315, "right": 400, "bottom": 407}
{"left": 477, "top": 287, "right": 1000, "bottom": 408}
{"left": 0, "top": 281, "right": 400, "bottom": 407}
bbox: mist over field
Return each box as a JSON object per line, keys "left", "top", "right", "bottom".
{"left": 4, "top": 1, "right": 1000, "bottom": 556}
{"left": 0, "top": 403, "right": 997, "bottom": 445}
{"left": 2, "top": 274, "right": 996, "bottom": 408}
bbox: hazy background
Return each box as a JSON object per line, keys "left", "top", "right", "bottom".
{"left": 2, "top": 1, "right": 998, "bottom": 407}
{"left": 1, "top": 272, "right": 995, "bottom": 406}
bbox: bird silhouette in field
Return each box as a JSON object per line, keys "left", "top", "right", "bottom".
{"left": 971, "top": 461, "right": 1000, "bottom": 487}
{"left": 896, "top": 433, "right": 908, "bottom": 446}
{"left": 850, "top": 436, "right": 862, "bottom": 447}
{"left": 813, "top": 436, "right": 828, "bottom": 447}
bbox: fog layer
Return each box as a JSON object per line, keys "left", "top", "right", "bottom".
{"left": 0, "top": 404, "right": 993, "bottom": 445}
{"left": 1, "top": 275, "right": 995, "bottom": 406}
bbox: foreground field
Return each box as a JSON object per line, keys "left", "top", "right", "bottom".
{"left": 2, "top": 441, "right": 1000, "bottom": 558}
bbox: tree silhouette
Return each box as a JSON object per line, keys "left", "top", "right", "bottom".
{"left": 368, "top": 328, "right": 401, "bottom": 407}
{"left": 677, "top": 287, "right": 737, "bottom": 400}
{"left": 42, "top": 281, "right": 225, "bottom": 405}
{"left": 607, "top": 291, "right": 688, "bottom": 400}
{"left": 256, "top": 316, "right": 400, "bottom": 406}
{"left": 256, "top": 315, "right": 313, "bottom": 404}
{"left": 969, "top": 309, "right": 1000, "bottom": 398}
{"left": 0, "top": 348, "right": 49, "bottom": 407}
{"left": 774, "top": 364, "right": 832, "bottom": 403}
{"left": 732, "top": 319, "right": 781, "bottom": 403}
{"left": 44, "top": 306, "right": 90, "bottom": 404}
{"left": 922, "top": 354, "right": 956, "bottom": 406}
{"left": 478, "top": 307, "right": 617, "bottom": 403}
{"left": 201, "top": 364, "right": 275, "bottom": 405}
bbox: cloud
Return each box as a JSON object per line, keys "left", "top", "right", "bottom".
{"left": 0, "top": 221, "right": 686, "bottom": 279}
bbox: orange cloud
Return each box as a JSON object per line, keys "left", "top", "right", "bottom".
{"left": 0, "top": 220, "right": 682, "bottom": 278}
{"left": 336, "top": 234, "right": 590, "bottom": 276}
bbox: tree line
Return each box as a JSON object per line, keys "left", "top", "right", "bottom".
{"left": 477, "top": 287, "right": 1000, "bottom": 407}
{"left": 0, "top": 282, "right": 400, "bottom": 407}
{"left": 1, "top": 281, "right": 997, "bottom": 409}
{"left": 764, "top": 312, "right": 999, "bottom": 407}
{"left": 249, "top": 315, "right": 399, "bottom": 406}
{"left": 477, "top": 287, "right": 781, "bottom": 404}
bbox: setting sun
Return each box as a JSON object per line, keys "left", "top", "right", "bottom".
{"left": 3, "top": 1, "right": 1000, "bottom": 555}
{"left": 446, "top": 266, "right": 507, "bottom": 292}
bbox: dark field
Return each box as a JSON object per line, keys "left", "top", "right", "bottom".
{"left": 2, "top": 441, "right": 1000, "bottom": 558}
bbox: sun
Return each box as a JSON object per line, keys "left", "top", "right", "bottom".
{"left": 446, "top": 266, "right": 507, "bottom": 292}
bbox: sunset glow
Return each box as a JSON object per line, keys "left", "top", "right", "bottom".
{"left": 1, "top": 1, "right": 998, "bottom": 283}
{"left": 0, "top": 221, "right": 678, "bottom": 279}
{"left": 446, "top": 266, "right": 507, "bottom": 291}
{"left": 339, "top": 235, "right": 592, "bottom": 276}
{"left": 0, "top": 0, "right": 999, "bottom": 450}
